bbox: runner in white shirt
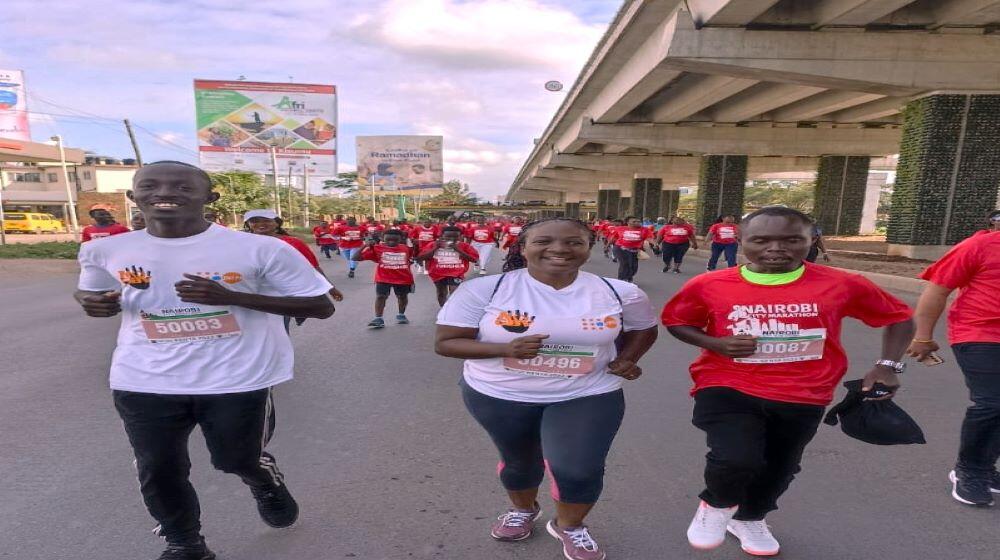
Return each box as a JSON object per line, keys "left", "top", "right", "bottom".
{"left": 435, "top": 217, "right": 658, "bottom": 560}
{"left": 74, "top": 161, "right": 335, "bottom": 560}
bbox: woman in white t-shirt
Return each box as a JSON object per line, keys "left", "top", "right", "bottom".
{"left": 435, "top": 217, "right": 658, "bottom": 560}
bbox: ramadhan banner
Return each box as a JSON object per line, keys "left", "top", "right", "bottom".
{"left": 356, "top": 135, "right": 443, "bottom": 195}
{"left": 194, "top": 79, "right": 337, "bottom": 177}
{"left": 0, "top": 70, "right": 30, "bottom": 141}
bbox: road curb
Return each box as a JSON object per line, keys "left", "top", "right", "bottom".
{"left": 682, "top": 248, "right": 927, "bottom": 294}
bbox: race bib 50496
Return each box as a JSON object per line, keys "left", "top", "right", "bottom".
{"left": 502, "top": 345, "right": 597, "bottom": 379}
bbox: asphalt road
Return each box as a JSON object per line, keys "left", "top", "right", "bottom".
{"left": 1, "top": 247, "right": 995, "bottom": 560}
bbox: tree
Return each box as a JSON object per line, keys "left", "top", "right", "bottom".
{"left": 207, "top": 171, "right": 273, "bottom": 225}
{"left": 323, "top": 171, "right": 359, "bottom": 194}
{"left": 425, "top": 180, "right": 476, "bottom": 206}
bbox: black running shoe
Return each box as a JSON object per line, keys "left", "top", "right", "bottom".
{"left": 662, "top": 266, "right": 669, "bottom": 273}
{"left": 990, "top": 471, "right": 1000, "bottom": 494}
{"left": 348, "top": 270, "right": 355, "bottom": 279}
{"left": 251, "top": 455, "right": 299, "bottom": 529}
{"left": 950, "top": 470, "right": 994, "bottom": 506}
{"left": 157, "top": 539, "right": 215, "bottom": 560}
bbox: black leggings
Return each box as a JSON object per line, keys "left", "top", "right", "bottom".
{"left": 461, "top": 381, "right": 624, "bottom": 504}
{"left": 661, "top": 241, "right": 690, "bottom": 265}
{"left": 613, "top": 246, "right": 640, "bottom": 281}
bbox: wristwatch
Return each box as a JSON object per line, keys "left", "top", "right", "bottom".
{"left": 875, "top": 359, "right": 906, "bottom": 374}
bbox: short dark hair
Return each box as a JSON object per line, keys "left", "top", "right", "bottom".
{"left": 624, "top": 215, "right": 638, "bottom": 221}
{"left": 88, "top": 208, "right": 111, "bottom": 218}
{"left": 139, "top": 160, "right": 213, "bottom": 191}
{"left": 383, "top": 229, "right": 404, "bottom": 238}
{"left": 441, "top": 226, "right": 463, "bottom": 234}
{"left": 741, "top": 206, "right": 814, "bottom": 229}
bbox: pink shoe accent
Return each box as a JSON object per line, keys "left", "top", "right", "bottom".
{"left": 497, "top": 461, "right": 505, "bottom": 477}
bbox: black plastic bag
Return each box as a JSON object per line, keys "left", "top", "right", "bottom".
{"left": 823, "top": 379, "right": 926, "bottom": 445}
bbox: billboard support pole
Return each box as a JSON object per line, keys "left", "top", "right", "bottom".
{"left": 270, "top": 147, "right": 281, "bottom": 217}
{"left": 303, "top": 166, "right": 310, "bottom": 228}
{"left": 286, "top": 166, "right": 293, "bottom": 222}
{"left": 0, "top": 169, "right": 7, "bottom": 247}
{"left": 370, "top": 173, "right": 377, "bottom": 218}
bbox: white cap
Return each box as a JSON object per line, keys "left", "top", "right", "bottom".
{"left": 243, "top": 209, "right": 278, "bottom": 222}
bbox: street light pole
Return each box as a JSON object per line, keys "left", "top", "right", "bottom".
{"left": 303, "top": 165, "right": 310, "bottom": 228}
{"left": 52, "top": 135, "right": 80, "bottom": 242}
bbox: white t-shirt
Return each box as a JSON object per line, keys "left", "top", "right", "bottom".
{"left": 77, "top": 225, "right": 332, "bottom": 395}
{"left": 437, "top": 268, "right": 657, "bottom": 403}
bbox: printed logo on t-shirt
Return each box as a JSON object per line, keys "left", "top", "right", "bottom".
{"left": 507, "top": 226, "right": 523, "bottom": 235}
{"left": 580, "top": 316, "right": 619, "bottom": 331}
{"left": 118, "top": 265, "right": 151, "bottom": 290}
{"left": 379, "top": 251, "right": 409, "bottom": 270}
{"left": 496, "top": 309, "right": 534, "bottom": 333}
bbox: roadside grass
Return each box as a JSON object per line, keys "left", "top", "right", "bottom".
{"left": 0, "top": 242, "right": 80, "bottom": 259}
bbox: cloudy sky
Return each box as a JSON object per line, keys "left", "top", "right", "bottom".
{"left": 3, "top": 0, "right": 617, "bottom": 198}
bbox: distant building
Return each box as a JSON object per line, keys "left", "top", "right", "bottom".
{"left": 1, "top": 157, "right": 138, "bottom": 220}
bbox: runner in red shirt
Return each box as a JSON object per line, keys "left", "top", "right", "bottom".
{"left": 353, "top": 229, "right": 414, "bottom": 328}
{"left": 410, "top": 219, "right": 439, "bottom": 275}
{"left": 82, "top": 208, "right": 131, "bottom": 242}
{"left": 332, "top": 217, "right": 365, "bottom": 278}
{"left": 361, "top": 217, "right": 386, "bottom": 240}
{"left": 661, "top": 207, "right": 913, "bottom": 555}
{"left": 608, "top": 216, "right": 654, "bottom": 283}
{"left": 466, "top": 217, "right": 498, "bottom": 275}
{"left": 312, "top": 221, "right": 337, "bottom": 259}
{"left": 908, "top": 229, "right": 1000, "bottom": 506}
{"left": 655, "top": 216, "right": 699, "bottom": 274}
{"left": 416, "top": 226, "right": 479, "bottom": 306}
{"left": 706, "top": 215, "right": 740, "bottom": 270}
{"left": 500, "top": 217, "right": 525, "bottom": 250}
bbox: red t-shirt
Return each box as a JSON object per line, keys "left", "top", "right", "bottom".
{"left": 919, "top": 231, "right": 1000, "bottom": 344}
{"left": 82, "top": 223, "right": 130, "bottom": 242}
{"left": 332, "top": 225, "right": 365, "bottom": 249}
{"left": 661, "top": 264, "right": 913, "bottom": 405}
{"left": 362, "top": 223, "right": 386, "bottom": 236}
{"left": 501, "top": 224, "right": 525, "bottom": 249}
{"left": 611, "top": 226, "right": 652, "bottom": 250}
{"left": 313, "top": 226, "right": 335, "bottom": 245}
{"left": 279, "top": 235, "right": 320, "bottom": 268}
{"left": 420, "top": 241, "right": 479, "bottom": 282}
{"left": 468, "top": 226, "right": 495, "bottom": 243}
{"left": 709, "top": 223, "right": 739, "bottom": 245}
{"left": 410, "top": 226, "right": 438, "bottom": 243}
{"left": 659, "top": 224, "right": 696, "bottom": 244}
{"left": 359, "top": 244, "right": 414, "bottom": 285}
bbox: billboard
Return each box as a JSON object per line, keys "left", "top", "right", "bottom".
{"left": 194, "top": 79, "right": 337, "bottom": 177}
{"left": 356, "top": 135, "right": 443, "bottom": 195}
{"left": 0, "top": 70, "right": 30, "bottom": 141}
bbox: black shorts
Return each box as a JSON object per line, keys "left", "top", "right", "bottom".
{"left": 434, "top": 277, "right": 463, "bottom": 288}
{"left": 375, "top": 283, "right": 412, "bottom": 297}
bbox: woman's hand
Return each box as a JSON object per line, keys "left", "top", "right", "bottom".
{"left": 505, "top": 334, "right": 550, "bottom": 358}
{"left": 608, "top": 359, "right": 642, "bottom": 380}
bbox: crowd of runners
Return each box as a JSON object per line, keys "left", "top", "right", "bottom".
{"left": 73, "top": 162, "right": 1000, "bottom": 560}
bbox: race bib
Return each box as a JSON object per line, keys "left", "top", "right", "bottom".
{"left": 670, "top": 228, "right": 688, "bottom": 236}
{"left": 502, "top": 345, "right": 597, "bottom": 379}
{"left": 140, "top": 310, "right": 241, "bottom": 343}
{"left": 734, "top": 329, "right": 826, "bottom": 364}
{"left": 435, "top": 248, "right": 463, "bottom": 267}
{"left": 507, "top": 227, "right": 522, "bottom": 235}
{"left": 474, "top": 230, "right": 491, "bottom": 241}
{"left": 380, "top": 251, "right": 409, "bottom": 269}
{"left": 622, "top": 231, "right": 642, "bottom": 241}
{"left": 344, "top": 230, "right": 361, "bottom": 240}
{"left": 718, "top": 227, "right": 736, "bottom": 239}
{"left": 419, "top": 231, "right": 435, "bottom": 241}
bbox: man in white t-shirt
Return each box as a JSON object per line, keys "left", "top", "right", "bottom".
{"left": 75, "top": 161, "right": 334, "bottom": 560}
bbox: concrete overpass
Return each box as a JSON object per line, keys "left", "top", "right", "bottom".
{"left": 507, "top": 0, "right": 1000, "bottom": 258}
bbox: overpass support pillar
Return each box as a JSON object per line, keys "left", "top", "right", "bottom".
{"left": 661, "top": 189, "right": 680, "bottom": 219}
{"left": 695, "top": 155, "right": 747, "bottom": 235}
{"left": 618, "top": 196, "right": 632, "bottom": 219}
{"left": 597, "top": 187, "right": 621, "bottom": 219}
{"left": 814, "top": 156, "right": 871, "bottom": 236}
{"left": 631, "top": 178, "right": 662, "bottom": 220}
{"left": 888, "top": 94, "right": 1000, "bottom": 259}
{"left": 564, "top": 203, "right": 581, "bottom": 218}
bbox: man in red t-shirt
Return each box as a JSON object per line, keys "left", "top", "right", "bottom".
{"left": 416, "top": 226, "right": 478, "bottom": 306}
{"left": 662, "top": 207, "right": 913, "bottom": 555}
{"left": 706, "top": 215, "right": 740, "bottom": 270}
{"left": 656, "top": 216, "right": 698, "bottom": 273}
{"left": 466, "top": 217, "right": 498, "bottom": 275}
{"left": 312, "top": 221, "right": 337, "bottom": 259}
{"left": 908, "top": 230, "right": 1000, "bottom": 506}
{"left": 361, "top": 217, "right": 386, "bottom": 240}
{"left": 353, "top": 229, "right": 413, "bottom": 328}
{"left": 608, "top": 216, "right": 654, "bottom": 283}
{"left": 500, "top": 217, "right": 525, "bottom": 250}
{"left": 82, "top": 208, "right": 131, "bottom": 242}
{"left": 331, "top": 217, "right": 365, "bottom": 278}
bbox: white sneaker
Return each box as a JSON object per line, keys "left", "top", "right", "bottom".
{"left": 479, "top": 269, "right": 487, "bottom": 275}
{"left": 686, "top": 501, "right": 736, "bottom": 550}
{"left": 727, "top": 520, "right": 780, "bottom": 556}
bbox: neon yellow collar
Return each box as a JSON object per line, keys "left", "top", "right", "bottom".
{"left": 740, "top": 265, "right": 805, "bottom": 286}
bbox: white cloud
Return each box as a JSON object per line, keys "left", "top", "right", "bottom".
{"left": 347, "top": 0, "right": 603, "bottom": 69}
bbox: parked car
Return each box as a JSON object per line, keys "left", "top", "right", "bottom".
{"left": 2, "top": 212, "right": 65, "bottom": 234}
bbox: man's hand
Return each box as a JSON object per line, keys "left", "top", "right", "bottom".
{"left": 175, "top": 274, "right": 238, "bottom": 306}
{"left": 329, "top": 287, "right": 344, "bottom": 302}
{"left": 608, "top": 359, "right": 642, "bottom": 380}
{"left": 78, "top": 291, "right": 122, "bottom": 317}
{"left": 505, "top": 334, "right": 549, "bottom": 359}
{"left": 906, "top": 339, "right": 939, "bottom": 362}
{"left": 861, "top": 366, "right": 900, "bottom": 400}
{"left": 821, "top": 252, "right": 831, "bottom": 262}
{"left": 710, "top": 335, "right": 759, "bottom": 358}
